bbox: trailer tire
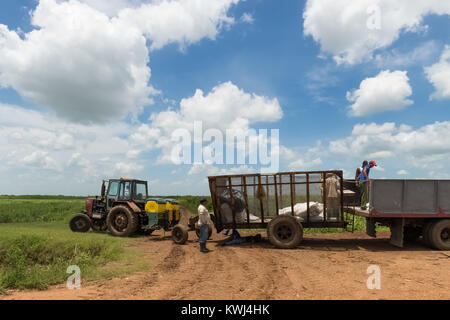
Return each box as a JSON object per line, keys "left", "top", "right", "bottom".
{"left": 429, "top": 219, "right": 450, "bottom": 251}
{"left": 106, "top": 205, "right": 139, "bottom": 237}
{"left": 172, "top": 224, "right": 189, "bottom": 244}
{"left": 69, "top": 213, "right": 91, "bottom": 233}
{"left": 423, "top": 220, "right": 437, "bottom": 248}
{"left": 267, "top": 215, "right": 303, "bottom": 249}
{"left": 195, "top": 224, "right": 212, "bottom": 240}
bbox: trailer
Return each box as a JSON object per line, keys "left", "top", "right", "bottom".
{"left": 208, "top": 170, "right": 347, "bottom": 249}
{"left": 346, "top": 179, "right": 450, "bottom": 250}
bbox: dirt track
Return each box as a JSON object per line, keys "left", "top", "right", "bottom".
{"left": 3, "top": 229, "right": 449, "bottom": 300}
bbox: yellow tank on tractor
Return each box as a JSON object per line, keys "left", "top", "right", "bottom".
{"left": 68, "top": 178, "right": 189, "bottom": 244}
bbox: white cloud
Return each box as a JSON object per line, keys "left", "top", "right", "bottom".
{"left": 187, "top": 163, "right": 256, "bottom": 176}
{"left": 114, "top": 161, "right": 144, "bottom": 177}
{"left": 397, "top": 169, "right": 409, "bottom": 175}
{"left": 118, "top": 0, "right": 240, "bottom": 51}
{"left": 77, "top": 0, "right": 144, "bottom": 16}
{"left": 288, "top": 157, "right": 322, "bottom": 170}
{"left": 346, "top": 70, "right": 413, "bottom": 117}
{"left": 0, "top": 0, "right": 155, "bottom": 123}
{"left": 240, "top": 12, "right": 254, "bottom": 24}
{"left": 142, "top": 81, "right": 283, "bottom": 164}
{"left": 374, "top": 40, "right": 441, "bottom": 68}
{"left": 0, "top": 0, "right": 242, "bottom": 123}
{"left": 0, "top": 103, "right": 138, "bottom": 184}
{"left": 329, "top": 121, "right": 450, "bottom": 169}
{"left": 22, "top": 151, "right": 62, "bottom": 172}
{"left": 425, "top": 45, "right": 450, "bottom": 100}
{"left": 303, "top": 0, "right": 450, "bottom": 64}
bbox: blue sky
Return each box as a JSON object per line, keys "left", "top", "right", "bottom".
{"left": 0, "top": 0, "right": 449, "bottom": 195}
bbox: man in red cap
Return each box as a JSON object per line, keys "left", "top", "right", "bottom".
{"left": 359, "top": 160, "right": 377, "bottom": 210}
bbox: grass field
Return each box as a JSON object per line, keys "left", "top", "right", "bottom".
{"left": 0, "top": 196, "right": 148, "bottom": 292}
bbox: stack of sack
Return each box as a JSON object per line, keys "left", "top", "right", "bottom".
{"left": 278, "top": 202, "right": 324, "bottom": 222}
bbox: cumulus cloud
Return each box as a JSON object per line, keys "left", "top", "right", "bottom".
{"left": 22, "top": 151, "right": 62, "bottom": 172}
{"left": 118, "top": 0, "right": 240, "bottom": 51}
{"left": 329, "top": 121, "right": 450, "bottom": 168}
{"left": 346, "top": 70, "right": 413, "bottom": 117}
{"left": 136, "top": 81, "right": 283, "bottom": 164}
{"left": 0, "top": 0, "right": 242, "bottom": 123}
{"left": 0, "top": 103, "right": 139, "bottom": 183}
{"left": 303, "top": 0, "right": 450, "bottom": 64}
{"left": 425, "top": 45, "right": 450, "bottom": 100}
{"left": 0, "top": 0, "right": 155, "bottom": 123}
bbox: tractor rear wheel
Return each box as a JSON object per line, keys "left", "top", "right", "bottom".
{"left": 69, "top": 213, "right": 91, "bottom": 233}
{"left": 106, "top": 205, "right": 139, "bottom": 237}
{"left": 267, "top": 215, "right": 303, "bottom": 249}
{"left": 172, "top": 224, "right": 189, "bottom": 244}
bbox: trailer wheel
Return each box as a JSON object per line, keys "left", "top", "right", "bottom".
{"left": 267, "top": 215, "right": 303, "bottom": 249}
{"left": 429, "top": 219, "right": 450, "bottom": 250}
{"left": 195, "top": 224, "right": 212, "bottom": 239}
{"left": 69, "top": 213, "right": 91, "bottom": 233}
{"left": 106, "top": 205, "right": 139, "bottom": 237}
{"left": 172, "top": 224, "right": 189, "bottom": 244}
{"left": 423, "top": 220, "right": 437, "bottom": 248}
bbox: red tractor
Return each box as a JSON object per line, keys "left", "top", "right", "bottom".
{"left": 69, "top": 178, "right": 155, "bottom": 237}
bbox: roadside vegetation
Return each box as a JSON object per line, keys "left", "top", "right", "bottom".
{"left": 0, "top": 196, "right": 146, "bottom": 293}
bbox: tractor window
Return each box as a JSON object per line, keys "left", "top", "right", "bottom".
{"left": 119, "top": 181, "right": 131, "bottom": 200}
{"left": 108, "top": 181, "right": 119, "bottom": 196}
{"left": 135, "top": 183, "right": 148, "bottom": 200}
{"left": 118, "top": 181, "right": 131, "bottom": 200}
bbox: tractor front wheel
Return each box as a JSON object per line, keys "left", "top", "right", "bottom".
{"left": 172, "top": 224, "right": 189, "bottom": 244}
{"left": 106, "top": 206, "right": 139, "bottom": 237}
{"left": 69, "top": 213, "right": 91, "bottom": 233}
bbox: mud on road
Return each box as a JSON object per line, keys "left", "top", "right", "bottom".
{"left": 3, "top": 228, "right": 449, "bottom": 300}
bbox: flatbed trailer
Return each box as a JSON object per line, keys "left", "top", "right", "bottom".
{"left": 345, "top": 179, "right": 450, "bottom": 250}
{"left": 208, "top": 170, "right": 348, "bottom": 249}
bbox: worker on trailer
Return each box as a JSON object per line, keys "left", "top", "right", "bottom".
{"left": 198, "top": 198, "right": 211, "bottom": 253}
{"left": 359, "top": 160, "right": 377, "bottom": 210}
{"left": 324, "top": 173, "right": 341, "bottom": 220}
{"left": 355, "top": 160, "right": 368, "bottom": 186}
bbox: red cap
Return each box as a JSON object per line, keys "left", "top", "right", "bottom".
{"left": 369, "top": 160, "right": 377, "bottom": 166}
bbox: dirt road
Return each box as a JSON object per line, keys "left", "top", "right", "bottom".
{"left": 3, "top": 229, "right": 449, "bottom": 300}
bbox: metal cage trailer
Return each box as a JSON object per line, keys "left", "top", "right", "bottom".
{"left": 208, "top": 170, "right": 347, "bottom": 249}
{"left": 347, "top": 179, "right": 450, "bottom": 250}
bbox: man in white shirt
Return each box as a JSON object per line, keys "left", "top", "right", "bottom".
{"left": 198, "top": 198, "right": 211, "bottom": 253}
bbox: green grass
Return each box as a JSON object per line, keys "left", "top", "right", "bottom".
{"left": 0, "top": 199, "right": 84, "bottom": 223}
{"left": 0, "top": 221, "right": 148, "bottom": 293}
{"left": 0, "top": 197, "right": 148, "bottom": 293}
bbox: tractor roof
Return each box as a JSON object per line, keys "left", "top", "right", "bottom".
{"left": 109, "top": 178, "right": 147, "bottom": 183}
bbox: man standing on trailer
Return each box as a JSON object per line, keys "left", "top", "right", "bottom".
{"left": 325, "top": 173, "right": 341, "bottom": 220}
{"left": 359, "top": 160, "right": 377, "bottom": 210}
{"left": 198, "top": 198, "right": 211, "bottom": 253}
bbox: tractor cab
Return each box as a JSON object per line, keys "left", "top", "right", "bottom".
{"left": 104, "top": 178, "right": 148, "bottom": 211}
